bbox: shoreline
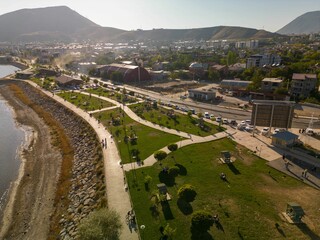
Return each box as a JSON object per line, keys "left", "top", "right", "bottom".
{"left": 0, "top": 83, "right": 63, "bottom": 239}
{"left": 0, "top": 122, "right": 35, "bottom": 236}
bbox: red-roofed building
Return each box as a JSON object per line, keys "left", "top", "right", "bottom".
{"left": 290, "top": 73, "right": 318, "bottom": 98}
{"left": 98, "top": 63, "right": 150, "bottom": 82}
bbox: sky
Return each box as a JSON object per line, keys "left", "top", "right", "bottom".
{"left": 0, "top": 0, "right": 319, "bottom": 32}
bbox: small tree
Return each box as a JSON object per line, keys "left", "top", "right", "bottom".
{"left": 168, "top": 166, "right": 180, "bottom": 177}
{"left": 78, "top": 208, "right": 122, "bottom": 240}
{"left": 154, "top": 150, "right": 167, "bottom": 161}
{"left": 164, "top": 223, "right": 176, "bottom": 239}
{"left": 167, "top": 143, "right": 178, "bottom": 152}
{"left": 191, "top": 210, "right": 214, "bottom": 232}
{"left": 178, "top": 184, "right": 197, "bottom": 202}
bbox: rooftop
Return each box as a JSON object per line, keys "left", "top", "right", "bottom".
{"left": 262, "top": 78, "right": 283, "bottom": 83}
{"left": 292, "top": 73, "right": 317, "bottom": 81}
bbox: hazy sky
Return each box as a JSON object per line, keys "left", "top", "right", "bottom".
{"left": 0, "top": 0, "right": 319, "bottom": 32}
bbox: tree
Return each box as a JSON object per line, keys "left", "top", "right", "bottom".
{"left": 168, "top": 166, "right": 180, "bottom": 177}
{"left": 163, "top": 223, "right": 176, "bottom": 239}
{"left": 154, "top": 150, "right": 167, "bottom": 161}
{"left": 78, "top": 208, "right": 122, "bottom": 240}
{"left": 178, "top": 184, "right": 197, "bottom": 202}
{"left": 191, "top": 210, "right": 214, "bottom": 233}
{"left": 167, "top": 143, "right": 178, "bottom": 152}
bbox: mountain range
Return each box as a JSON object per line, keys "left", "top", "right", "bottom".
{"left": 277, "top": 11, "right": 320, "bottom": 35}
{"left": 0, "top": 6, "right": 317, "bottom": 43}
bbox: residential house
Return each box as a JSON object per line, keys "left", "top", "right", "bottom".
{"left": 290, "top": 73, "right": 318, "bottom": 98}
{"left": 261, "top": 78, "right": 283, "bottom": 92}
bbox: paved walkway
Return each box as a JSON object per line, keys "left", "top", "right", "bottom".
{"left": 123, "top": 131, "right": 229, "bottom": 171}
{"left": 268, "top": 158, "right": 320, "bottom": 190}
{"left": 26, "top": 82, "right": 139, "bottom": 240}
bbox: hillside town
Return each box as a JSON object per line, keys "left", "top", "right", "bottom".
{"left": 0, "top": 4, "right": 320, "bottom": 240}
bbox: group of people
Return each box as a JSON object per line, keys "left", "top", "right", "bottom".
{"left": 101, "top": 138, "right": 107, "bottom": 149}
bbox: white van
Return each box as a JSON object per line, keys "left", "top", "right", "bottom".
{"left": 204, "top": 112, "right": 210, "bottom": 119}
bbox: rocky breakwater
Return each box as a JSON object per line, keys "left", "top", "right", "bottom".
{"left": 16, "top": 82, "right": 106, "bottom": 239}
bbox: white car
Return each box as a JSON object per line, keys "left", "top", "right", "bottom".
{"left": 222, "top": 118, "right": 228, "bottom": 124}
{"left": 245, "top": 125, "right": 254, "bottom": 132}
{"left": 261, "top": 127, "right": 269, "bottom": 135}
{"left": 216, "top": 116, "right": 222, "bottom": 122}
{"left": 273, "top": 128, "right": 280, "bottom": 134}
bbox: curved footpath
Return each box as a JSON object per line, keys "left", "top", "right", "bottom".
{"left": 25, "top": 83, "right": 138, "bottom": 240}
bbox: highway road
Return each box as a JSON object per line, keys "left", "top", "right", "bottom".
{"left": 98, "top": 79, "right": 320, "bottom": 129}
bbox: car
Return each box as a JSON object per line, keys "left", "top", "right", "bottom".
{"left": 261, "top": 127, "right": 269, "bottom": 135}
{"left": 245, "top": 119, "right": 251, "bottom": 124}
{"left": 204, "top": 112, "right": 210, "bottom": 119}
{"left": 273, "top": 128, "right": 280, "bottom": 134}
{"left": 216, "top": 116, "right": 222, "bottom": 122}
{"left": 229, "top": 120, "right": 237, "bottom": 125}
{"left": 245, "top": 125, "right": 254, "bottom": 132}
{"left": 222, "top": 118, "right": 228, "bottom": 124}
{"left": 210, "top": 114, "right": 215, "bottom": 119}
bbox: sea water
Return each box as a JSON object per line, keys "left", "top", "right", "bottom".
{"left": 0, "top": 65, "right": 24, "bottom": 212}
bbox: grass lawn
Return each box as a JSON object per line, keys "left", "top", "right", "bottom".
{"left": 126, "top": 138, "right": 320, "bottom": 240}
{"left": 129, "top": 103, "right": 223, "bottom": 137}
{"left": 57, "top": 91, "right": 114, "bottom": 111}
{"left": 93, "top": 108, "right": 182, "bottom": 163}
{"left": 85, "top": 87, "right": 137, "bottom": 104}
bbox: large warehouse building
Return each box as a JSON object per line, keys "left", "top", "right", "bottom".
{"left": 99, "top": 63, "right": 151, "bottom": 82}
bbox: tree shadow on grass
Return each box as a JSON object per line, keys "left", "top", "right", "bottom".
{"left": 191, "top": 227, "right": 214, "bottom": 240}
{"left": 175, "top": 164, "right": 187, "bottom": 176}
{"left": 177, "top": 198, "right": 193, "bottom": 215}
{"left": 275, "top": 223, "right": 286, "bottom": 237}
{"left": 161, "top": 201, "right": 174, "bottom": 220}
{"left": 297, "top": 223, "right": 320, "bottom": 240}
{"left": 149, "top": 205, "right": 160, "bottom": 219}
{"left": 158, "top": 171, "right": 175, "bottom": 187}
{"left": 227, "top": 163, "right": 241, "bottom": 175}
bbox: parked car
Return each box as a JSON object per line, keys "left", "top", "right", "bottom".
{"left": 229, "top": 120, "right": 237, "bottom": 125}
{"left": 245, "top": 125, "right": 254, "bottom": 132}
{"left": 210, "top": 114, "right": 215, "bottom": 119}
{"left": 216, "top": 116, "right": 222, "bottom": 122}
{"left": 261, "top": 127, "right": 269, "bottom": 135}
{"left": 204, "top": 112, "right": 210, "bottom": 119}
{"left": 222, "top": 118, "right": 228, "bottom": 124}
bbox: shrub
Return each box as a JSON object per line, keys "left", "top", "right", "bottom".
{"left": 191, "top": 210, "right": 214, "bottom": 232}
{"left": 178, "top": 184, "right": 197, "bottom": 202}
{"left": 154, "top": 150, "right": 167, "bottom": 161}
{"left": 167, "top": 143, "right": 178, "bottom": 152}
{"left": 144, "top": 175, "right": 152, "bottom": 185}
{"left": 78, "top": 208, "right": 122, "bottom": 240}
{"left": 168, "top": 166, "right": 180, "bottom": 177}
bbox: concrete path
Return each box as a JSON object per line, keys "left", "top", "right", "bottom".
{"left": 268, "top": 158, "right": 320, "bottom": 190}
{"left": 123, "top": 131, "right": 229, "bottom": 171}
{"left": 26, "top": 82, "right": 139, "bottom": 240}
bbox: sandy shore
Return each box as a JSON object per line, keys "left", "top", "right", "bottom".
{"left": 0, "top": 84, "right": 63, "bottom": 240}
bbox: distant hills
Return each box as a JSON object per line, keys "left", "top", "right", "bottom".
{"left": 277, "top": 11, "right": 320, "bottom": 35}
{"left": 0, "top": 6, "right": 282, "bottom": 43}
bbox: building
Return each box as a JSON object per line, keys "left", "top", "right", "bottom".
{"left": 289, "top": 73, "right": 318, "bottom": 98}
{"left": 220, "top": 79, "right": 252, "bottom": 91}
{"left": 261, "top": 78, "right": 283, "bottom": 92}
{"left": 271, "top": 131, "right": 299, "bottom": 148}
{"left": 189, "top": 62, "right": 204, "bottom": 78}
{"left": 246, "top": 54, "right": 281, "bottom": 68}
{"left": 16, "top": 70, "right": 33, "bottom": 79}
{"left": 78, "top": 62, "right": 97, "bottom": 74}
{"left": 188, "top": 89, "right": 216, "bottom": 101}
{"left": 235, "top": 40, "right": 259, "bottom": 49}
{"left": 37, "top": 68, "right": 58, "bottom": 77}
{"left": 99, "top": 63, "right": 151, "bottom": 82}
{"left": 251, "top": 100, "right": 295, "bottom": 128}
{"left": 55, "top": 75, "right": 83, "bottom": 87}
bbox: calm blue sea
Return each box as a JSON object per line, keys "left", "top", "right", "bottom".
{"left": 0, "top": 65, "right": 24, "bottom": 212}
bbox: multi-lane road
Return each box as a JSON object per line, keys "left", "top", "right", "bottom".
{"left": 99, "top": 79, "right": 320, "bottom": 129}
